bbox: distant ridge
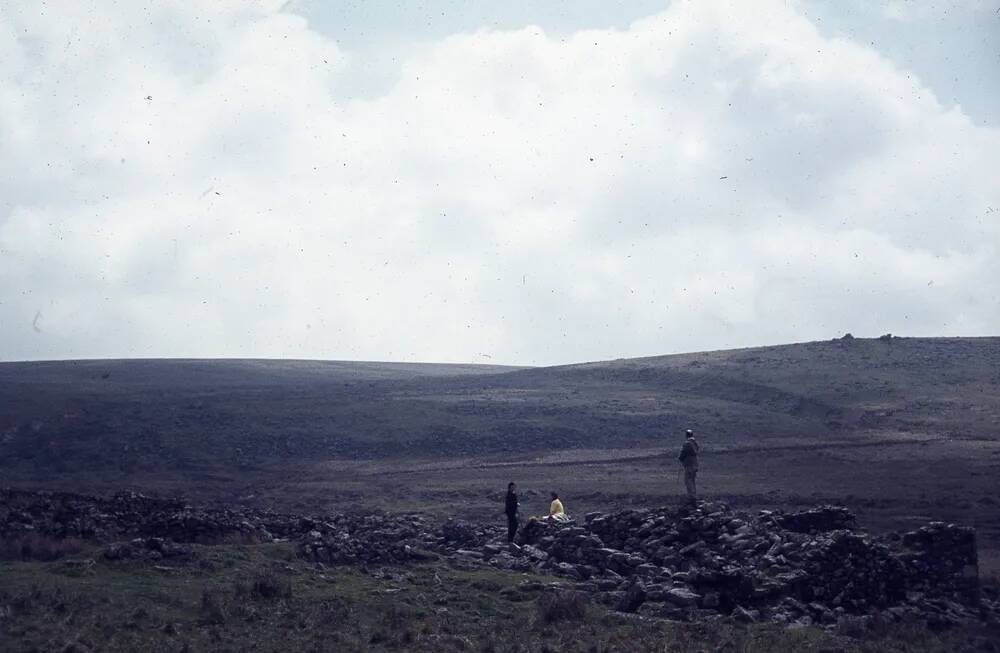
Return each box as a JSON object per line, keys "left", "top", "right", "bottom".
{"left": 0, "top": 357, "right": 526, "bottom": 384}
{"left": 1, "top": 337, "right": 998, "bottom": 489}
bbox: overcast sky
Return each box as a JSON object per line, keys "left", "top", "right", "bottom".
{"left": 1, "top": 0, "right": 998, "bottom": 366}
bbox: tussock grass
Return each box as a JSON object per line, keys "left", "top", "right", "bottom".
{"left": 0, "top": 533, "right": 87, "bottom": 561}
{"left": 233, "top": 570, "right": 292, "bottom": 600}
{"left": 536, "top": 589, "right": 589, "bottom": 624}
{"left": 1, "top": 543, "right": 998, "bottom": 652}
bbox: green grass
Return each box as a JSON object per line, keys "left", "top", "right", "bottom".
{"left": 2, "top": 542, "right": 999, "bottom": 652}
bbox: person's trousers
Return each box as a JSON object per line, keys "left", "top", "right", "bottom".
{"left": 684, "top": 467, "right": 698, "bottom": 503}
{"left": 506, "top": 514, "right": 519, "bottom": 542}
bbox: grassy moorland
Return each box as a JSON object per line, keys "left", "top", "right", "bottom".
{"left": 1, "top": 540, "right": 998, "bottom": 653}
{"left": 3, "top": 336, "right": 1000, "bottom": 650}
{"left": 2, "top": 337, "right": 999, "bottom": 566}
{"left": 3, "top": 338, "right": 999, "bottom": 477}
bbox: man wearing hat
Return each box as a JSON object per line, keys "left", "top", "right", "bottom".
{"left": 677, "top": 429, "right": 700, "bottom": 504}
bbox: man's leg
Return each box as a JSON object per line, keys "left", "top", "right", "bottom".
{"left": 507, "top": 514, "right": 518, "bottom": 542}
{"left": 685, "top": 468, "right": 698, "bottom": 503}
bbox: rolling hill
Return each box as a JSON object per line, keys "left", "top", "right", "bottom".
{"left": 3, "top": 336, "right": 1000, "bottom": 560}
{"left": 1, "top": 336, "right": 998, "bottom": 477}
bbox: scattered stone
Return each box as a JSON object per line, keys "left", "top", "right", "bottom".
{"left": 731, "top": 606, "right": 758, "bottom": 623}
{"left": 616, "top": 579, "right": 646, "bottom": 613}
{"left": 0, "top": 489, "right": 296, "bottom": 543}
{"left": 776, "top": 506, "right": 856, "bottom": 533}
{"left": 666, "top": 587, "right": 701, "bottom": 607}
{"left": 1, "top": 489, "right": 993, "bottom": 629}
{"left": 60, "top": 558, "right": 95, "bottom": 572}
{"left": 836, "top": 614, "right": 873, "bottom": 637}
{"left": 491, "top": 502, "right": 991, "bottom": 627}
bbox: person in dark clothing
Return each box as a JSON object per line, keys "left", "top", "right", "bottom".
{"left": 678, "top": 429, "right": 700, "bottom": 504}
{"left": 504, "top": 482, "right": 520, "bottom": 543}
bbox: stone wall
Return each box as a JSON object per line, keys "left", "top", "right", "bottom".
{"left": 1, "top": 488, "right": 994, "bottom": 628}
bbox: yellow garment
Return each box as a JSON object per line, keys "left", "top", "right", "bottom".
{"left": 549, "top": 498, "right": 564, "bottom": 517}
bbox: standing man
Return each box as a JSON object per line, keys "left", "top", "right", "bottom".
{"left": 678, "top": 429, "right": 700, "bottom": 504}
{"left": 505, "top": 482, "right": 520, "bottom": 543}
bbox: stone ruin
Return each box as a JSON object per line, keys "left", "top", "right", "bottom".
{"left": 300, "top": 502, "right": 993, "bottom": 629}
{"left": 0, "top": 488, "right": 306, "bottom": 544}
{"left": 490, "top": 503, "right": 985, "bottom": 628}
{"left": 1, "top": 488, "right": 995, "bottom": 631}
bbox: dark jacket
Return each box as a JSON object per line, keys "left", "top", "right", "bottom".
{"left": 505, "top": 491, "right": 519, "bottom": 516}
{"left": 678, "top": 438, "right": 699, "bottom": 470}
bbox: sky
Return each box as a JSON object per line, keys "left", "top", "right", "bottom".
{"left": 1, "top": 0, "right": 998, "bottom": 366}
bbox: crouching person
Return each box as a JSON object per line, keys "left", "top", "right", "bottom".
{"left": 548, "top": 492, "right": 570, "bottom": 523}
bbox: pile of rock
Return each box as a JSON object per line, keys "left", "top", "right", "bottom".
{"left": 3, "top": 488, "right": 995, "bottom": 629}
{"left": 299, "top": 515, "right": 523, "bottom": 566}
{"left": 103, "top": 536, "right": 195, "bottom": 562}
{"left": 899, "top": 522, "right": 979, "bottom": 597}
{"left": 448, "top": 502, "right": 993, "bottom": 628}
{"left": 298, "top": 512, "right": 439, "bottom": 565}
{"left": 439, "top": 518, "right": 501, "bottom": 549}
{"left": 775, "top": 505, "right": 856, "bottom": 533}
{"left": 0, "top": 488, "right": 309, "bottom": 544}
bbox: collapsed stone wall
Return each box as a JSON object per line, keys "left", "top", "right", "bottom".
{"left": 298, "top": 513, "right": 438, "bottom": 565}
{"left": 297, "top": 500, "right": 991, "bottom": 627}
{"left": 899, "top": 522, "right": 979, "bottom": 601}
{"left": 0, "top": 488, "right": 306, "bottom": 543}
{"left": 1, "top": 488, "right": 994, "bottom": 628}
{"left": 458, "top": 503, "right": 986, "bottom": 628}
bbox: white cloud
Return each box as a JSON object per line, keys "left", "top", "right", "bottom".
{"left": 1, "top": 0, "right": 997, "bottom": 364}
{"left": 880, "top": 0, "right": 995, "bottom": 22}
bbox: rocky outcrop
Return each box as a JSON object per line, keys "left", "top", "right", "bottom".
{"left": 475, "top": 503, "right": 993, "bottom": 628}
{"left": 775, "top": 505, "right": 856, "bottom": 533}
{"left": 899, "top": 521, "right": 979, "bottom": 602}
{"left": 291, "top": 498, "right": 994, "bottom": 628}
{"left": 0, "top": 488, "right": 307, "bottom": 543}
{"left": 103, "top": 536, "right": 195, "bottom": 561}
{"left": 2, "top": 488, "right": 995, "bottom": 629}
{"left": 298, "top": 513, "right": 439, "bottom": 565}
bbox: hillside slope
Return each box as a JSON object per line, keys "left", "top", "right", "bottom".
{"left": 525, "top": 335, "right": 1000, "bottom": 442}
{"left": 1, "top": 337, "right": 998, "bottom": 480}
